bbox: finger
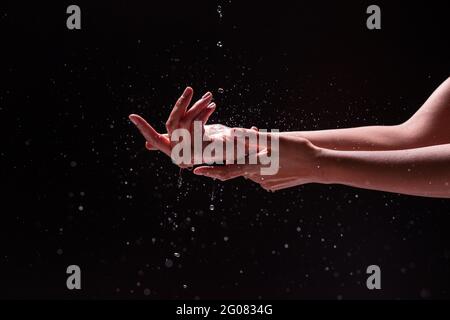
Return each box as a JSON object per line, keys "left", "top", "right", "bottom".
{"left": 195, "top": 103, "right": 216, "bottom": 140}
{"left": 145, "top": 142, "right": 157, "bottom": 150}
{"left": 129, "top": 114, "right": 171, "bottom": 156}
{"left": 181, "top": 92, "right": 212, "bottom": 128}
{"left": 193, "top": 166, "right": 240, "bottom": 181}
{"left": 238, "top": 172, "right": 273, "bottom": 191}
{"left": 194, "top": 164, "right": 257, "bottom": 181}
{"left": 145, "top": 133, "right": 169, "bottom": 150}
{"left": 268, "top": 179, "right": 300, "bottom": 191}
{"left": 196, "top": 102, "right": 216, "bottom": 125}
{"left": 246, "top": 174, "right": 267, "bottom": 185}
{"left": 166, "top": 86, "right": 193, "bottom": 133}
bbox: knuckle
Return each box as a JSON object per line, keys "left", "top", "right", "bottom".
{"left": 176, "top": 96, "right": 185, "bottom": 105}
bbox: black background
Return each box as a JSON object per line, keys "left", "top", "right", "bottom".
{"left": 1, "top": 1, "right": 449, "bottom": 299}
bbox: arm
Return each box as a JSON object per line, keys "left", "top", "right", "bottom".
{"left": 319, "top": 143, "right": 450, "bottom": 198}
{"left": 282, "top": 77, "right": 450, "bottom": 151}
{"left": 194, "top": 133, "right": 450, "bottom": 198}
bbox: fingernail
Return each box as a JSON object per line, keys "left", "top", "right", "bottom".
{"left": 207, "top": 102, "right": 216, "bottom": 109}
{"left": 183, "top": 86, "right": 192, "bottom": 96}
{"left": 129, "top": 116, "right": 138, "bottom": 126}
{"left": 202, "top": 92, "right": 212, "bottom": 99}
{"left": 145, "top": 142, "right": 156, "bottom": 150}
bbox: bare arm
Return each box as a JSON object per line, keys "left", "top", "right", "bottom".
{"left": 319, "top": 143, "right": 450, "bottom": 198}
{"left": 283, "top": 77, "right": 450, "bottom": 151}
{"left": 194, "top": 133, "right": 450, "bottom": 198}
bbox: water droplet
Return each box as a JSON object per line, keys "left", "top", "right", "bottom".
{"left": 217, "top": 88, "right": 224, "bottom": 94}
{"left": 217, "top": 41, "right": 223, "bottom": 48}
{"left": 143, "top": 288, "right": 151, "bottom": 296}
{"left": 174, "top": 252, "right": 181, "bottom": 258}
{"left": 177, "top": 168, "right": 183, "bottom": 188}
{"left": 209, "top": 184, "right": 216, "bottom": 211}
{"left": 217, "top": 5, "right": 223, "bottom": 19}
{"left": 165, "top": 258, "right": 174, "bottom": 268}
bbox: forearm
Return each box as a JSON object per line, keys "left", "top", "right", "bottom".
{"left": 317, "top": 143, "right": 450, "bottom": 198}
{"left": 280, "top": 77, "right": 450, "bottom": 151}
{"left": 280, "top": 125, "right": 411, "bottom": 151}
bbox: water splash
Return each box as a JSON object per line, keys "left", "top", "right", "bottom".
{"left": 209, "top": 183, "right": 216, "bottom": 211}
{"left": 175, "top": 168, "right": 183, "bottom": 203}
{"left": 177, "top": 168, "right": 183, "bottom": 188}
{"left": 217, "top": 5, "right": 223, "bottom": 19}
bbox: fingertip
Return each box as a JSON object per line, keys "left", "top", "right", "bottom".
{"left": 184, "top": 86, "right": 193, "bottom": 96}
{"left": 145, "top": 141, "right": 157, "bottom": 150}
{"left": 193, "top": 166, "right": 213, "bottom": 176}
{"left": 202, "top": 91, "right": 212, "bottom": 99}
{"left": 193, "top": 168, "right": 204, "bottom": 175}
{"left": 129, "top": 113, "right": 143, "bottom": 120}
{"left": 129, "top": 114, "right": 139, "bottom": 126}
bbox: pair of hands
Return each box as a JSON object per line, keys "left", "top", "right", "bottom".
{"left": 129, "top": 87, "right": 323, "bottom": 191}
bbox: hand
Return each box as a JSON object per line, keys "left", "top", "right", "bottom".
{"left": 193, "top": 130, "right": 325, "bottom": 191}
{"left": 128, "top": 87, "right": 256, "bottom": 166}
{"left": 128, "top": 87, "right": 216, "bottom": 167}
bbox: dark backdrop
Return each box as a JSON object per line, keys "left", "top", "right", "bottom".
{"left": 1, "top": 1, "right": 449, "bottom": 299}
